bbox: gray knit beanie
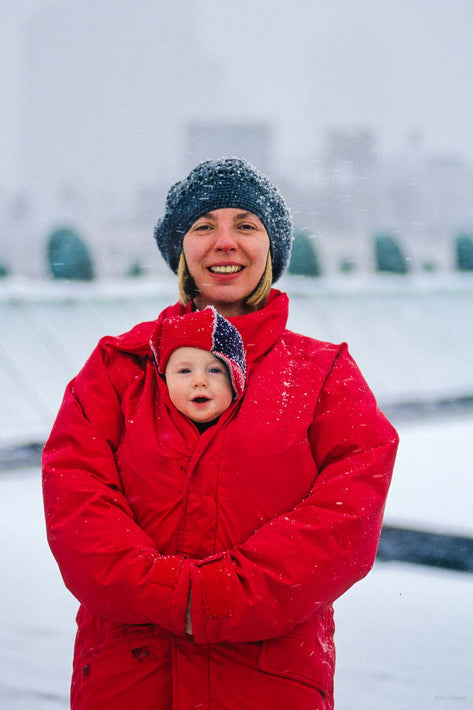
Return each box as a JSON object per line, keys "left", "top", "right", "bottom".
{"left": 154, "top": 157, "right": 293, "bottom": 283}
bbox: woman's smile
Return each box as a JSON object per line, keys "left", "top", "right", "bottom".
{"left": 207, "top": 264, "right": 244, "bottom": 275}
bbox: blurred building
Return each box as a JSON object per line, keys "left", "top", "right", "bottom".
{"left": 283, "top": 130, "right": 473, "bottom": 274}
{"left": 323, "top": 128, "right": 378, "bottom": 175}
{"left": 184, "top": 122, "right": 272, "bottom": 174}
{"left": 4, "top": 0, "right": 221, "bottom": 277}
{"left": 21, "top": 0, "right": 221, "bottom": 193}
{"left": 1, "top": 2, "right": 472, "bottom": 279}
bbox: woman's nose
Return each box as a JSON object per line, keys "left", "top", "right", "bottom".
{"left": 213, "top": 225, "right": 237, "bottom": 250}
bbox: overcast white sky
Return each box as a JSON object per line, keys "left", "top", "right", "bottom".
{"left": 1, "top": 0, "right": 473, "bottom": 189}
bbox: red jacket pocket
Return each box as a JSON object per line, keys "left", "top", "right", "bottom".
{"left": 257, "top": 610, "right": 335, "bottom": 697}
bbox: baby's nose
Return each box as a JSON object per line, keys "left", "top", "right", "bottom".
{"left": 192, "top": 373, "right": 207, "bottom": 387}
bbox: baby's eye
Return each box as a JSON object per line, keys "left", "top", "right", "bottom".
{"left": 209, "top": 367, "right": 224, "bottom": 374}
{"left": 177, "top": 367, "right": 191, "bottom": 374}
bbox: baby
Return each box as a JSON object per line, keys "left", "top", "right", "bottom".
{"left": 153, "top": 306, "right": 246, "bottom": 432}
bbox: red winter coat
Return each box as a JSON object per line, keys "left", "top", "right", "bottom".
{"left": 42, "top": 289, "right": 398, "bottom": 710}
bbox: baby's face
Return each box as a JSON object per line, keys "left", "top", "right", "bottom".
{"left": 165, "top": 347, "right": 233, "bottom": 423}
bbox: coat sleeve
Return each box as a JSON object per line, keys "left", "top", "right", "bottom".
{"left": 42, "top": 344, "right": 191, "bottom": 633}
{"left": 189, "top": 343, "right": 399, "bottom": 644}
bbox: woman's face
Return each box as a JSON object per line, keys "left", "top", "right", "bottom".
{"left": 182, "top": 208, "right": 270, "bottom": 317}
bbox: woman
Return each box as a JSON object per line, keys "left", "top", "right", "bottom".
{"left": 42, "top": 157, "right": 398, "bottom": 710}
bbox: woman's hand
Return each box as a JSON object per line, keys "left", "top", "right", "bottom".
{"left": 185, "top": 592, "right": 193, "bottom": 635}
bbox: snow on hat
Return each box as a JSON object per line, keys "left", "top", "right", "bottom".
{"left": 154, "top": 157, "right": 293, "bottom": 283}
{"left": 151, "top": 306, "right": 246, "bottom": 400}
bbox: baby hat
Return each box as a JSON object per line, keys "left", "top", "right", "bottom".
{"left": 151, "top": 306, "right": 246, "bottom": 400}
{"left": 154, "top": 157, "right": 293, "bottom": 283}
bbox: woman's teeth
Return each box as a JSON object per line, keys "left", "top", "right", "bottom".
{"left": 208, "top": 265, "right": 243, "bottom": 274}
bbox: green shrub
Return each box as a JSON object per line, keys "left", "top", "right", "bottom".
{"left": 339, "top": 257, "right": 357, "bottom": 273}
{"left": 127, "top": 261, "right": 145, "bottom": 277}
{"left": 288, "top": 230, "right": 322, "bottom": 276}
{"left": 0, "top": 261, "right": 10, "bottom": 278}
{"left": 47, "top": 226, "right": 95, "bottom": 280}
{"left": 374, "top": 233, "right": 409, "bottom": 274}
{"left": 455, "top": 233, "right": 473, "bottom": 271}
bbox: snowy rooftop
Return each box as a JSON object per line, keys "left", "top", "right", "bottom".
{"left": 2, "top": 272, "right": 473, "bottom": 446}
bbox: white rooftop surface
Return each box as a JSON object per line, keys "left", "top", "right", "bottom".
{"left": 2, "top": 274, "right": 473, "bottom": 539}
{"left": 383, "top": 413, "right": 473, "bottom": 537}
{"left": 2, "top": 273, "right": 473, "bottom": 446}
{"left": 1, "top": 465, "right": 471, "bottom": 710}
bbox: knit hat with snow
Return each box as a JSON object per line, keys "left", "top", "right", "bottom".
{"left": 154, "top": 157, "right": 293, "bottom": 283}
{"left": 151, "top": 306, "right": 246, "bottom": 400}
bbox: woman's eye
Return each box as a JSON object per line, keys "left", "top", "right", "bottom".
{"left": 238, "top": 222, "right": 257, "bottom": 232}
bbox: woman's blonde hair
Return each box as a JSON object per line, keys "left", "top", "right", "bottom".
{"left": 177, "top": 252, "right": 272, "bottom": 309}
{"left": 177, "top": 252, "right": 198, "bottom": 305}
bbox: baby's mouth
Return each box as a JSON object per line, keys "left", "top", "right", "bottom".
{"left": 192, "top": 396, "right": 210, "bottom": 403}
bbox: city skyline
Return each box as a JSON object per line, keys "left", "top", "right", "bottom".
{"left": 1, "top": 0, "right": 473, "bottom": 193}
